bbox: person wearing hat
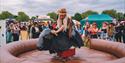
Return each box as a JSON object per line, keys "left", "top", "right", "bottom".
{"left": 37, "top": 8, "right": 83, "bottom": 61}
{"left": 51, "top": 8, "right": 83, "bottom": 60}
{"left": 51, "top": 8, "right": 83, "bottom": 49}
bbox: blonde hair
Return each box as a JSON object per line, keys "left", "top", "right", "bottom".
{"left": 57, "top": 8, "right": 68, "bottom": 30}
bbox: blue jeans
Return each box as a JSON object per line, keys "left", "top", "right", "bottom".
{"left": 101, "top": 32, "right": 107, "bottom": 39}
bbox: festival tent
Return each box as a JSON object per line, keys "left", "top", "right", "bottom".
{"left": 80, "top": 14, "right": 113, "bottom": 28}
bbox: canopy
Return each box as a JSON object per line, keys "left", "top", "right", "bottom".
{"left": 80, "top": 14, "right": 113, "bottom": 28}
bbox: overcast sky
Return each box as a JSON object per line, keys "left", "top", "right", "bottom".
{"left": 0, "top": 0, "right": 125, "bottom": 16}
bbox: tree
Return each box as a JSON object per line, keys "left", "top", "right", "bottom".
{"left": 31, "top": 16, "right": 36, "bottom": 20}
{"left": 13, "top": 15, "right": 18, "bottom": 19}
{"left": 0, "top": 14, "right": 2, "bottom": 20}
{"left": 16, "top": 12, "right": 29, "bottom": 22}
{"left": 73, "top": 13, "right": 82, "bottom": 21}
{"left": 102, "top": 9, "right": 125, "bottom": 21}
{"left": 124, "top": 13, "right": 125, "bottom": 20}
{"left": 0, "top": 11, "right": 13, "bottom": 20}
{"left": 47, "top": 12, "right": 58, "bottom": 21}
{"left": 81, "top": 10, "right": 98, "bottom": 19}
{"left": 102, "top": 9, "right": 117, "bottom": 18}
{"left": 116, "top": 12, "right": 125, "bottom": 21}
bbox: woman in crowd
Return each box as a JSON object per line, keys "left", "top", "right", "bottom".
{"left": 31, "top": 22, "right": 40, "bottom": 38}
{"left": 107, "top": 23, "right": 115, "bottom": 41}
{"left": 90, "top": 22, "right": 98, "bottom": 38}
{"left": 38, "top": 22, "right": 43, "bottom": 32}
{"left": 28, "top": 20, "right": 33, "bottom": 39}
{"left": 100, "top": 22, "right": 108, "bottom": 40}
{"left": 75, "top": 22, "right": 83, "bottom": 35}
{"left": 84, "top": 22, "right": 91, "bottom": 36}
{"left": 6, "top": 23, "right": 13, "bottom": 43}
{"left": 12, "top": 22, "right": 20, "bottom": 41}
{"left": 20, "top": 26, "right": 29, "bottom": 40}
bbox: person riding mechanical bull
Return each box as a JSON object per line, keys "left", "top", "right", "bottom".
{"left": 37, "top": 8, "right": 84, "bottom": 61}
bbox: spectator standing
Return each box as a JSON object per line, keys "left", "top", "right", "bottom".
{"left": 115, "top": 22, "right": 123, "bottom": 42}
{"left": 6, "top": 23, "right": 13, "bottom": 43}
{"left": 31, "top": 22, "right": 40, "bottom": 38}
{"left": 84, "top": 22, "right": 91, "bottom": 36}
{"left": 100, "top": 22, "right": 108, "bottom": 40}
{"left": 75, "top": 22, "right": 83, "bottom": 35}
{"left": 107, "top": 23, "right": 115, "bottom": 41}
{"left": 20, "top": 26, "right": 29, "bottom": 40}
{"left": 90, "top": 22, "right": 98, "bottom": 38}
{"left": 12, "top": 23, "right": 20, "bottom": 41}
{"left": 121, "top": 22, "right": 125, "bottom": 43}
{"left": 28, "top": 20, "right": 33, "bottom": 39}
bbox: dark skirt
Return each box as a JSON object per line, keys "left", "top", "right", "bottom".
{"left": 50, "top": 32, "right": 72, "bottom": 53}
{"left": 38, "top": 29, "right": 83, "bottom": 54}
{"left": 70, "top": 30, "right": 84, "bottom": 48}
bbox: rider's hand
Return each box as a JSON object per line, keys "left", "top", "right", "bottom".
{"left": 51, "top": 30, "right": 58, "bottom": 36}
